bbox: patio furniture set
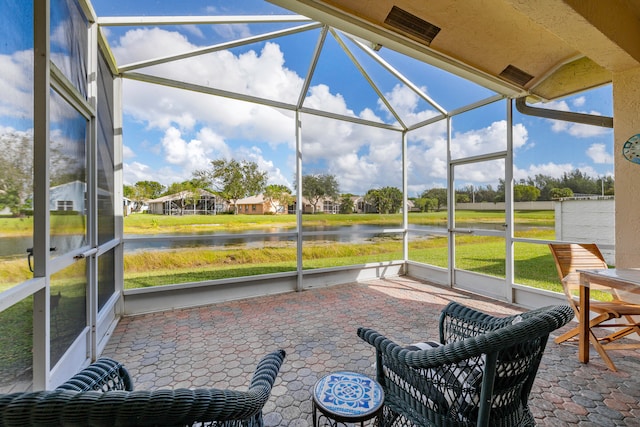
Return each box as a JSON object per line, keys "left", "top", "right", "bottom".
{"left": 0, "top": 300, "right": 573, "bottom": 426}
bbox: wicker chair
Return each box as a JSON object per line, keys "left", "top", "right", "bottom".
{"left": 0, "top": 349, "right": 285, "bottom": 427}
{"left": 358, "top": 302, "right": 573, "bottom": 427}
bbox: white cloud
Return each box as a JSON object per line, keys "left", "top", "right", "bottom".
{"left": 513, "top": 162, "right": 574, "bottom": 182}
{"left": 0, "top": 50, "right": 33, "bottom": 121}
{"left": 115, "top": 29, "right": 301, "bottom": 141}
{"left": 183, "top": 25, "right": 205, "bottom": 39}
{"left": 551, "top": 119, "right": 609, "bottom": 138}
{"left": 160, "top": 126, "right": 229, "bottom": 172}
{"left": 513, "top": 162, "right": 599, "bottom": 182}
{"left": 572, "top": 96, "right": 586, "bottom": 107}
{"left": 123, "top": 161, "right": 155, "bottom": 185}
{"left": 212, "top": 23, "right": 252, "bottom": 40}
{"left": 586, "top": 143, "right": 613, "bottom": 164}
{"left": 381, "top": 84, "right": 442, "bottom": 125}
{"left": 451, "top": 120, "right": 528, "bottom": 158}
{"left": 112, "top": 28, "right": 195, "bottom": 65}
{"left": 235, "top": 146, "right": 292, "bottom": 189}
{"left": 542, "top": 100, "right": 609, "bottom": 138}
{"left": 123, "top": 145, "right": 136, "bottom": 159}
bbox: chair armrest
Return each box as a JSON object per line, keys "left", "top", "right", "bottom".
{"left": 0, "top": 350, "right": 286, "bottom": 427}
{"left": 438, "top": 301, "right": 541, "bottom": 343}
{"left": 357, "top": 327, "right": 488, "bottom": 369}
{"left": 56, "top": 357, "right": 133, "bottom": 392}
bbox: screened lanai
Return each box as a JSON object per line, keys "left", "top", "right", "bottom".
{"left": 1, "top": 0, "right": 638, "bottom": 394}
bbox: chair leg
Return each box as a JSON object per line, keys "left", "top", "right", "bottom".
{"left": 589, "top": 330, "right": 618, "bottom": 372}
{"left": 554, "top": 313, "right": 613, "bottom": 344}
{"left": 555, "top": 326, "right": 579, "bottom": 344}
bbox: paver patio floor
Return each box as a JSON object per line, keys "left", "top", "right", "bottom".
{"left": 103, "top": 277, "right": 640, "bottom": 426}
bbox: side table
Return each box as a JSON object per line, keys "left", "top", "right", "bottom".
{"left": 312, "top": 371, "right": 384, "bottom": 426}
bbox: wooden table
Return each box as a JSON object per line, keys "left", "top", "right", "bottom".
{"left": 578, "top": 268, "right": 640, "bottom": 364}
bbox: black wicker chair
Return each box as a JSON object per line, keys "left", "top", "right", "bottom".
{"left": 0, "top": 349, "right": 285, "bottom": 427}
{"left": 358, "top": 302, "right": 573, "bottom": 427}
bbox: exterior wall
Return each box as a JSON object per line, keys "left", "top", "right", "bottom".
{"left": 555, "top": 199, "right": 615, "bottom": 265}
{"left": 613, "top": 67, "right": 640, "bottom": 268}
{"left": 49, "top": 181, "right": 86, "bottom": 213}
{"left": 148, "top": 202, "right": 164, "bottom": 215}
{"left": 239, "top": 203, "right": 268, "bottom": 214}
{"left": 456, "top": 201, "right": 555, "bottom": 211}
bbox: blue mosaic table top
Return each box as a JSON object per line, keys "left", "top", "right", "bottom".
{"left": 313, "top": 371, "right": 384, "bottom": 419}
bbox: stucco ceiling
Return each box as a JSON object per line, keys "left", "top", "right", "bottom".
{"left": 270, "top": 0, "right": 640, "bottom": 101}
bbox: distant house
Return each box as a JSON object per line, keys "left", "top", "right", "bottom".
{"left": 236, "top": 194, "right": 287, "bottom": 215}
{"left": 352, "top": 195, "right": 411, "bottom": 214}
{"left": 403, "top": 199, "right": 416, "bottom": 213}
{"left": 354, "top": 196, "right": 376, "bottom": 214}
{"left": 147, "top": 189, "right": 226, "bottom": 215}
{"left": 297, "top": 196, "right": 339, "bottom": 214}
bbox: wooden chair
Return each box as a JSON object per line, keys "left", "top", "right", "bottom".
{"left": 548, "top": 243, "right": 640, "bottom": 371}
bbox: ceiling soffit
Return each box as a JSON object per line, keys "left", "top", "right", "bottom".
{"left": 270, "top": 0, "right": 640, "bottom": 101}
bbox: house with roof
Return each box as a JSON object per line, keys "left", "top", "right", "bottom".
{"left": 147, "top": 189, "right": 227, "bottom": 215}
{"left": 236, "top": 194, "right": 288, "bottom": 215}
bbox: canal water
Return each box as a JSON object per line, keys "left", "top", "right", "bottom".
{"left": 1, "top": 223, "right": 546, "bottom": 258}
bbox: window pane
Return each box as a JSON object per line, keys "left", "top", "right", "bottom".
{"left": 408, "top": 232, "right": 447, "bottom": 268}
{"left": 300, "top": 115, "right": 404, "bottom": 269}
{"left": 0, "top": 0, "right": 34, "bottom": 291}
{"left": 450, "top": 101, "right": 506, "bottom": 160}
{"left": 302, "top": 233, "right": 403, "bottom": 270}
{"left": 455, "top": 235, "right": 505, "bottom": 278}
{"left": 514, "top": 241, "right": 560, "bottom": 293}
{"left": 50, "top": 0, "right": 88, "bottom": 98}
{"left": 50, "top": 260, "right": 87, "bottom": 366}
{"left": 98, "top": 248, "right": 116, "bottom": 310}
{"left": 50, "top": 89, "right": 87, "bottom": 257}
{"left": 0, "top": 296, "right": 33, "bottom": 393}
{"left": 97, "top": 50, "right": 115, "bottom": 245}
{"left": 454, "top": 160, "right": 505, "bottom": 231}
{"left": 124, "top": 234, "right": 297, "bottom": 289}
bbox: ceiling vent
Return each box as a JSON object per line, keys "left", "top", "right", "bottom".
{"left": 499, "top": 65, "right": 534, "bottom": 87}
{"left": 384, "top": 6, "right": 441, "bottom": 45}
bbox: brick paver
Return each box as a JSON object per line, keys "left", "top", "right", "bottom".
{"left": 103, "top": 277, "right": 640, "bottom": 426}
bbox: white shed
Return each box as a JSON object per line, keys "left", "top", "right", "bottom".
{"left": 555, "top": 197, "right": 615, "bottom": 265}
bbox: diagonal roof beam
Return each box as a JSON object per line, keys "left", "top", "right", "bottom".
{"left": 330, "top": 29, "right": 406, "bottom": 129}
{"left": 123, "top": 71, "right": 402, "bottom": 131}
{"left": 97, "top": 15, "right": 313, "bottom": 26}
{"left": 297, "top": 25, "right": 328, "bottom": 109}
{"left": 346, "top": 33, "right": 448, "bottom": 116}
{"left": 117, "top": 22, "right": 322, "bottom": 73}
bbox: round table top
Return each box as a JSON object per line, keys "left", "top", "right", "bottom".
{"left": 313, "top": 371, "right": 384, "bottom": 420}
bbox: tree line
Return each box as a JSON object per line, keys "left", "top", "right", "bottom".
{"left": 415, "top": 169, "right": 614, "bottom": 212}
{"left": 124, "top": 159, "right": 407, "bottom": 214}
{"left": 124, "top": 159, "right": 614, "bottom": 215}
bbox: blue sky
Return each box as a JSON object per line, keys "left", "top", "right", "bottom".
{"left": 0, "top": 0, "right": 614, "bottom": 198}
